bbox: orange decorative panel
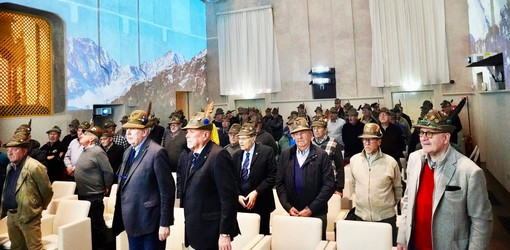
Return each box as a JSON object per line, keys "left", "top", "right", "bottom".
{"left": 0, "top": 11, "right": 52, "bottom": 117}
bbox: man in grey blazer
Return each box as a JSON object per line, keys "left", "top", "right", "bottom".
{"left": 112, "top": 110, "right": 175, "bottom": 249}
{"left": 397, "top": 110, "right": 492, "bottom": 250}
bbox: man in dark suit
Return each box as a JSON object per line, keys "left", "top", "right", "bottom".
{"left": 112, "top": 110, "right": 175, "bottom": 250}
{"left": 99, "top": 132, "right": 125, "bottom": 184}
{"left": 40, "top": 125, "right": 65, "bottom": 182}
{"left": 276, "top": 117, "right": 335, "bottom": 240}
{"left": 181, "top": 111, "right": 240, "bottom": 249}
{"left": 162, "top": 116, "right": 188, "bottom": 172}
{"left": 233, "top": 123, "right": 276, "bottom": 235}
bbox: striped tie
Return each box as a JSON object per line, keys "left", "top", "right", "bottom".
{"left": 241, "top": 152, "right": 250, "bottom": 181}
{"left": 191, "top": 153, "right": 199, "bottom": 170}
{"left": 240, "top": 152, "right": 251, "bottom": 194}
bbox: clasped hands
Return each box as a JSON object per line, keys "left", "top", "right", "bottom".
{"left": 289, "top": 206, "right": 312, "bottom": 217}
{"left": 238, "top": 191, "right": 258, "bottom": 210}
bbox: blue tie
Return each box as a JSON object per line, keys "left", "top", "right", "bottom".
{"left": 241, "top": 152, "right": 250, "bottom": 181}
{"left": 127, "top": 148, "right": 136, "bottom": 166}
{"left": 240, "top": 152, "right": 251, "bottom": 194}
{"left": 120, "top": 148, "right": 136, "bottom": 186}
{"left": 191, "top": 153, "right": 199, "bottom": 170}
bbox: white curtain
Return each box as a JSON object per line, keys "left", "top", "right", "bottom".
{"left": 217, "top": 6, "right": 281, "bottom": 95}
{"left": 370, "top": 0, "right": 450, "bottom": 87}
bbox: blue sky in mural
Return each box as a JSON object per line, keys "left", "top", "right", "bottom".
{"left": 7, "top": 0, "right": 206, "bottom": 65}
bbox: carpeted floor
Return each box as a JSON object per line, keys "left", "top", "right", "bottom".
{"left": 488, "top": 190, "right": 502, "bottom": 206}
{"left": 498, "top": 217, "right": 510, "bottom": 236}
{"left": 482, "top": 165, "right": 510, "bottom": 249}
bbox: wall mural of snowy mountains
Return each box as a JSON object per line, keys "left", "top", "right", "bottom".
{"left": 66, "top": 37, "right": 206, "bottom": 111}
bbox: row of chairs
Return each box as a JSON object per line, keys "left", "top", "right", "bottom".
{"left": 0, "top": 199, "right": 92, "bottom": 250}
{"left": 252, "top": 216, "right": 393, "bottom": 250}
{"left": 0, "top": 165, "right": 394, "bottom": 250}
{"left": 0, "top": 181, "right": 90, "bottom": 250}
{"left": 116, "top": 211, "right": 393, "bottom": 250}
{"left": 116, "top": 209, "right": 264, "bottom": 250}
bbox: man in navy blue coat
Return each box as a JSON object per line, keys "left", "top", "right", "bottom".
{"left": 276, "top": 117, "right": 335, "bottom": 240}
{"left": 112, "top": 110, "right": 175, "bottom": 249}
{"left": 181, "top": 111, "right": 240, "bottom": 250}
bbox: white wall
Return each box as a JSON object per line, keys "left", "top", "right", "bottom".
{"left": 202, "top": 0, "right": 510, "bottom": 192}
{"left": 478, "top": 91, "right": 510, "bottom": 191}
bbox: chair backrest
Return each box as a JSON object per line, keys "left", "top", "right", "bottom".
{"left": 231, "top": 212, "right": 260, "bottom": 249}
{"left": 271, "top": 215, "right": 322, "bottom": 250}
{"left": 171, "top": 172, "right": 177, "bottom": 184}
{"left": 166, "top": 207, "right": 185, "bottom": 250}
{"left": 327, "top": 194, "right": 341, "bottom": 232}
{"left": 270, "top": 189, "right": 288, "bottom": 222}
{"left": 53, "top": 200, "right": 90, "bottom": 233}
{"left": 105, "top": 184, "right": 118, "bottom": 214}
{"left": 51, "top": 181, "right": 76, "bottom": 199}
{"left": 336, "top": 220, "right": 392, "bottom": 250}
{"left": 469, "top": 145, "right": 479, "bottom": 162}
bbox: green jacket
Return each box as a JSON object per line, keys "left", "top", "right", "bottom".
{"left": 1, "top": 156, "right": 53, "bottom": 223}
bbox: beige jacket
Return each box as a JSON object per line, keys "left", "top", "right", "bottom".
{"left": 349, "top": 149, "right": 402, "bottom": 221}
{"left": 1, "top": 156, "right": 53, "bottom": 223}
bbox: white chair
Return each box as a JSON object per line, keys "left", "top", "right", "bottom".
{"left": 326, "top": 195, "right": 347, "bottom": 241}
{"left": 103, "top": 184, "right": 118, "bottom": 228}
{"left": 232, "top": 212, "right": 264, "bottom": 250}
{"left": 51, "top": 181, "right": 77, "bottom": 198}
{"left": 341, "top": 179, "right": 353, "bottom": 210}
{"left": 42, "top": 199, "right": 92, "bottom": 250}
{"left": 166, "top": 207, "right": 185, "bottom": 250}
{"left": 269, "top": 189, "right": 288, "bottom": 228}
{"left": 469, "top": 145, "right": 479, "bottom": 162}
{"left": 45, "top": 181, "right": 78, "bottom": 214}
{"left": 252, "top": 215, "right": 327, "bottom": 250}
{"left": 343, "top": 165, "right": 352, "bottom": 199}
{"left": 0, "top": 217, "right": 8, "bottom": 246}
{"left": 117, "top": 207, "right": 186, "bottom": 250}
{"left": 116, "top": 231, "right": 129, "bottom": 250}
{"left": 172, "top": 172, "right": 180, "bottom": 208}
{"left": 399, "top": 158, "right": 408, "bottom": 181}
{"left": 332, "top": 220, "right": 392, "bottom": 250}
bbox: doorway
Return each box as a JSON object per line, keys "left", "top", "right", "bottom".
{"left": 175, "top": 91, "right": 189, "bottom": 119}
{"left": 392, "top": 91, "right": 434, "bottom": 124}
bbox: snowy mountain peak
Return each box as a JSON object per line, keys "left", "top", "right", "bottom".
{"left": 66, "top": 37, "right": 189, "bottom": 109}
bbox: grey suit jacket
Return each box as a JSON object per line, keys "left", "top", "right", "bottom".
{"left": 112, "top": 138, "right": 175, "bottom": 237}
{"left": 397, "top": 146, "right": 493, "bottom": 250}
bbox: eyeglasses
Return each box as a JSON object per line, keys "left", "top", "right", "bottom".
{"left": 419, "top": 130, "right": 443, "bottom": 139}
{"left": 362, "top": 138, "right": 379, "bottom": 143}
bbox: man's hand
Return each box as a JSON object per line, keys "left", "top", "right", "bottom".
{"left": 244, "top": 191, "right": 258, "bottom": 210}
{"left": 47, "top": 155, "right": 55, "bottom": 160}
{"left": 289, "top": 207, "right": 300, "bottom": 216}
{"left": 396, "top": 243, "right": 407, "bottom": 250}
{"left": 218, "top": 234, "right": 231, "bottom": 250}
{"left": 238, "top": 195, "right": 247, "bottom": 208}
{"left": 158, "top": 226, "right": 170, "bottom": 241}
{"left": 334, "top": 191, "right": 343, "bottom": 197}
{"left": 66, "top": 166, "right": 74, "bottom": 175}
{"left": 298, "top": 207, "right": 312, "bottom": 217}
